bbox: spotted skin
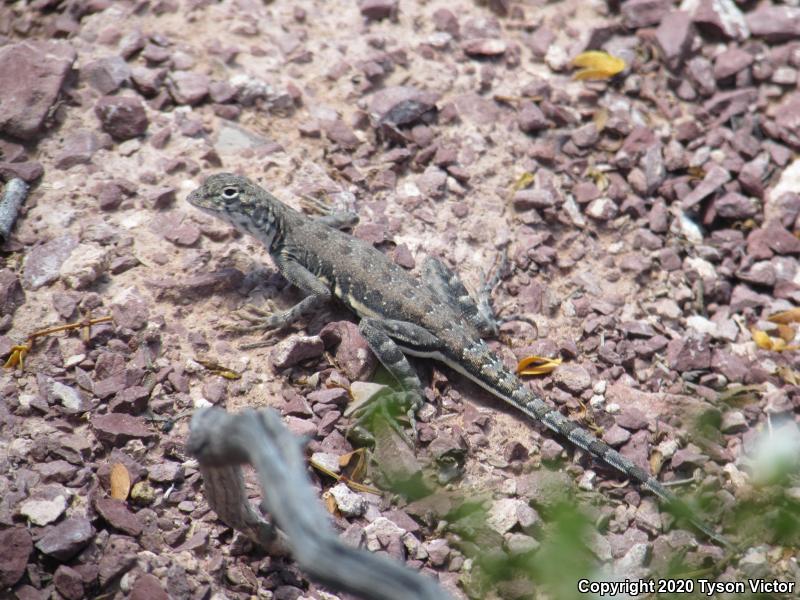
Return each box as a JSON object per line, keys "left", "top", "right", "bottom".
{"left": 187, "top": 173, "right": 729, "bottom": 547}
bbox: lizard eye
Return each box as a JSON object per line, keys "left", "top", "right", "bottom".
{"left": 222, "top": 187, "right": 239, "bottom": 200}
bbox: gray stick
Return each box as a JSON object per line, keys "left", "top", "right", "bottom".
{"left": 0, "top": 178, "right": 29, "bottom": 243}
{"left": 187, "top": 407, "right": 451, "bottom": 600}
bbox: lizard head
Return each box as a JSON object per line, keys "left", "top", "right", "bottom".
{"left": 187, "top": 172, "right": 255, "bottom": 217}
{"left": 187, "top": 173, "right": 282, "bottom": 245}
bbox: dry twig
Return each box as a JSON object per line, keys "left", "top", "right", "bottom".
{"left": 187, "top": 407, "right": 451, "bottom": 600}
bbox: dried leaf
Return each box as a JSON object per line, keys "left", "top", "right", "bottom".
{"left": 571, "top": 51, "right": 626, "bottom": 81}
{"left": 323, "top": 490, "right": 338, "bottom": 515}
{"left": 517, "top": 355, "right": 562, "bottom": 376}
{"left": 310, "top": 451, "right": 380, "bottom": 495}
{"left": 718, "top": 384, "right": 763, "bottom": 406}
{"left": 768, "top": 308, "right": 800, "bottom": 325}
{"left": 777, "top": 367, "right": 800, "bottom": 386}
{"left": 751, "top": 328, "right": 774, "bottom": 350}
{"left": 585, "top": 167, "right": 609, "bottom": 190}
{"left": 110, "top": 463, "right": 131, "bottom": 500}
{"left": 339, "top": 448, "right": 368, "bottom": 482}
{"left": 650, "top": 449, "right": 664, "bottom": 476}
{"left": 750, "top": 328, "right": 800, "bottom": 352}
{"left": 593, "top": 108, "right": 609, "bottom": 132}
{"left": 775, "top": 323, "right": 797, "bottom": 343}
{"left": 687, "top": 166, "right": 706, "bottom": 181}
{"left": 3, "top": 345, "right": 28, "bottom": 370}
{"left": 511, "top": 171, "right": 536, "bottom": 193}
{"left": 194, "top": 357, "right": 242, "bottom": 380}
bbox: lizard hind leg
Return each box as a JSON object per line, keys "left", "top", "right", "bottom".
{"left": 422, "top": 256, "right": 501, "bottom": 337}
{"left": 350, "top": 318, "right": 437, "bottom": 442}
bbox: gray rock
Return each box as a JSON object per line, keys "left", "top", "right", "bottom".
{"left": 23, "top": 234, "right": 79, "bottom": 290}
{"left": 330, "top": 482, "right": 367, "bottom": 517}
{"left": 720, "top": 410, "right": 747, "bottom": 434}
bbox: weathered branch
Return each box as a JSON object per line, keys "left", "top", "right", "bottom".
{"left": 0, "top": 178, "right": 29, "bottom": 243}
{"left": 187, "top": 407, "right": 451, "bottom": 600}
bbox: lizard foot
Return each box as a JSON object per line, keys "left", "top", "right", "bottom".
{"left": 346, "top": 388, "right": 422, "bottom": 449}
{"left": 227, "top": 302, "right": 287, "bottom": 335}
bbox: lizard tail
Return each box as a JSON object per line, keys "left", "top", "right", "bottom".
{"left": 518, "top": 392, "right": 731, "bottom": 547}
{"left": 449, "top": 339, "right": 730, "bottom": 546}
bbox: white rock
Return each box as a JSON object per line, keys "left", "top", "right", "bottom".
{"left": 329, "top": 483, "right": 366, "bottom": 517}
{"left": 20, "top": 495, "right": 67, "bottom": 526}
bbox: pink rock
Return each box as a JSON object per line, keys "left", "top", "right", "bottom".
{"left": 0, "top": 41, "right": 76, "bottom": 140}
{"left": 369, "top": 85, "right": 438, "bottom": 127}
{"left": 53, "top": 565, "right": 84, "bottom": 600}
{"left": 747, "top": 6, "right": 800, "bottom": 43}
{"left": 167, "top": 71, "right": 209, "bottom": 105}
{"left": 55, "top": 130, "right": 104, "bottom": 169}
{"left": 0, "top": 528, "right": 32, "bottom": 588}
{"left": 35, "top": 517, "right": 94, "bottom": 561}
{"left": 95, "top": 95, "right": 148, "bottom": 141}
{"left": 91, "top": 413, "right": 157, "bottom": 446}
{"left": 689, "top": 0, "right": 748, "bottom": 40}
{"left": 131, "top": 574, "right": 169, "bottom": 600}
{"left": 94, "top": 498, "right": 143, "bottom": 536}
{"left": 713, "top": 47, "right": 753, "bottom": 80}
{"left": 433, "top": 8, "right": 459, "bottom": 37}
{"left": 0, "top": 161, "right": 43, "bottom": 183}
{"left": 81, "top": 56, "right": 131, "bottom": 94}
{"left": 461, "top": 38, "right": 507, "bottom": 57}
{"left": 680, "top": 165, "right": 731, "bottom": 209}
{"left": 358, "top": 0, "right": 398, "bottom": 21}
{"left": 655, "top": 11, "right": 694, "bottom": 69}
{"left": 774, "top": 93, "right": 800, "bottom": 150}
{"left": 621, "top": 0, "right": 671, "bottom": 28}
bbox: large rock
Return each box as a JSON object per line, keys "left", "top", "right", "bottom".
{"left": 0, "top": 527, "right": 32, "bottom": 588}
{"left": 0, "top": 41, "right": 76, "bottom": 140}
{"left": 746, "top": 6, "right": 800, "bottom": 42}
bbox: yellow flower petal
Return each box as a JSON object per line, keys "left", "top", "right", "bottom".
{"left": 571, "top": 51, "right": 626, "bottom": 81}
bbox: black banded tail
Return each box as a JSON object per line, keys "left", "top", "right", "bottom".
{"left": 449, "top": 340, "right": 731, "bottom": 547}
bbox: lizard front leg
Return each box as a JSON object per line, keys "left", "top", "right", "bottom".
{"left": 234, "top": 253, "right": 332, "bottom": 344}
{"left": 300, "top": 195, "right": 360, "bottom": 230}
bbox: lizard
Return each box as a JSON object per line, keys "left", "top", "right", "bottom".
{"left": 187, "top": 172, "right": 730, "bottom": 547}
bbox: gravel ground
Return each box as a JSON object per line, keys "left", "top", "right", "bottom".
{"left": 1, "top": 0, "right": 800, "bottom": 598}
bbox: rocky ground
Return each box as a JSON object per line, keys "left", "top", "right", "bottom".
{"left": 1, "top": 0, "right": 800, "bottom": 598}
